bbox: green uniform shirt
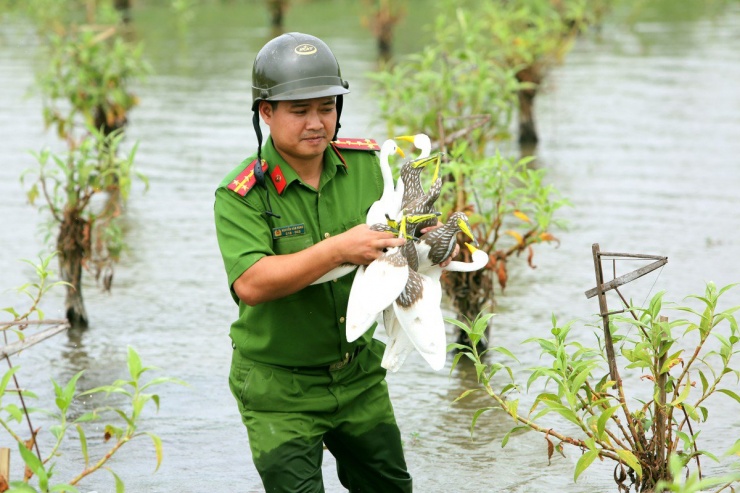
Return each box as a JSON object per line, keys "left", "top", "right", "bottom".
{"left": 214, "top": 136, "right": 384, "bottom": 367}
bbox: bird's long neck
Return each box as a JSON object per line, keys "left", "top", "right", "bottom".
{"left": 379, "top": 150, "right": 396, "bottom": 197}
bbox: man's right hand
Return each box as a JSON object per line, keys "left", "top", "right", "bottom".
{"left": 335, "top": 224, "right": 406, "bottom": 266}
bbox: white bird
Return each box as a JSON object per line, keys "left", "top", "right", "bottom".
{"left": 444, "top": 242, "right": 489, "bottom": 273}
{"left": 396, "top": 133, "right": 432, "bottom": 160}
{"left": 311, "top": 264, "right": 358, "bottom": 285}
{"left": 366, "top": 139, "right": 405, "bottom": 227}
{"left": 345, "top": 216, "right": 411, "bottom": 342}
{"left": 382, "top": 243, "right": 489, "bottom": 372}
{"left": 391, "top": 268, "right": 447, "bottom": 370}
{"left": 310, "top": 223, "right": 396, "bottom": 285}
{"left": 381, "top": 304, "right": 416, "bottom": 372}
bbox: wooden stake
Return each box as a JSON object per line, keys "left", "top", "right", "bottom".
{"left": 0, "top": 447, "right": 9, "bottom": 485}
{"left": 655, "top": 316, "right": 669, "bottom": 466}
{"left": 592, "top": 243, "right": 619, "bottom": 386}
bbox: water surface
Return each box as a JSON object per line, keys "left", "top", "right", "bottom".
{"left": 1, "top": 3, "right": 739, "bottom": 492}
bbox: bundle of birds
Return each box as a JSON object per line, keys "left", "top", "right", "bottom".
{"left": 345, "top": 134, "right": 487, "bottom": 372}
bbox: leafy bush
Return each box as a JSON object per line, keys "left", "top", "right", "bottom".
{"left": 450, "top": 282, "right": 740, "bottom": 492}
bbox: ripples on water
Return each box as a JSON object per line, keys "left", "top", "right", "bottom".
{"left": 1, "top": 4, "right": 739, "bottom": 492}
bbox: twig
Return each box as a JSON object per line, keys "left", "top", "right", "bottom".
{"left": 0, "top": 323, "right": 70, "bottom": 359}
{"left": 2, "top": 319, "right": 68, "bottom": 327}
{"left": 431, "top": 114, "right": 491, "bottom": 152}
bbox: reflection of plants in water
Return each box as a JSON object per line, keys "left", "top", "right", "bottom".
{"left": 449, "top": 283, "right": 740, "bottom": 492}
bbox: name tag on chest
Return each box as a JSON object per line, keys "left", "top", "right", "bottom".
{"left": 272, "top": 224, "right": 306, "bottom": 239}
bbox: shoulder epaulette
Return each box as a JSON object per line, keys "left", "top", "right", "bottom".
{"left": 227, "top": 159, "right": 267, "bottom": 197}
{"left": 331, "top": 138, "right": 380, "bottom": 151}
{"left": 227, "top": 159, "right": 288, "bottom": 196}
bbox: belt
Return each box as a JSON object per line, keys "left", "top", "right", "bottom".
{"left": 328, "top": 346, "right": 362, "bottom": 371}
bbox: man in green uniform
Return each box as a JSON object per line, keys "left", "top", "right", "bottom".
{"left": 214, "top": 32, "right": 414, "bottom": 492}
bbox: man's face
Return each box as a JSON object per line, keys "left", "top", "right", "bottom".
{"left": 259, "top": 97, "right": 337, "bottom": 165}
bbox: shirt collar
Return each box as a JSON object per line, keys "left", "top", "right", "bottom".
{"left": 262, "top": 137, "right": 348, "bottom": 194}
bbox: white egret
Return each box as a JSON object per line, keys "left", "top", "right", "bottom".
{"left": 366, "top": 139, "right": 405, "bottom": 227}
{"left": 310, "top": 223, "right": 395, "bottom": 286}
{"left": 382, "top": 243, "right": 488, "bottom": 372}
{"left": 310, "top": 264, "right": 358, "bottom": 285}
{"left": 396, "top": 133, "right": 432, "bottom": 160}
{"left": 380, "top": 309, "right": 414, "bottom": 372}
{"left": 391, "top": 268, "right": 447, "bottom": 371}
{"left": 345, "top": 217, "right": 411, "bottom": 342}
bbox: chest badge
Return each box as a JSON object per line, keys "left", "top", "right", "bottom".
{"left": 272, "top": 224, "right": 306, "bottom": 239}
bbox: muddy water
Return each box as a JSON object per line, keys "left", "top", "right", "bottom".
{"left": 1, "top": 2, "right": 739, "bottom": 492}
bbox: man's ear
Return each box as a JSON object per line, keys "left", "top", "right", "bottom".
{"left": 258, "top": 101, "right": 273, "bottom": 123}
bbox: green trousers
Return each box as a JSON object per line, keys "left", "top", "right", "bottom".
{"left": 229, "top": 338, "right": 413, "bottom": 493}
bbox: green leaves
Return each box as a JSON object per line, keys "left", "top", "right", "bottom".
{"left": 616, "top": 449, "right": 642, "bottom": 478}
{"left": 1, "top": 345, "right": 185, "bottom": 492}
{"left": 574, "top": 449, "right": 600, "bottom": 481}
{"left": 450, "top": 282, "right": 740, "bottom": 491}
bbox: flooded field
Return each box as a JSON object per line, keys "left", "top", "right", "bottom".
{"left": 1, "top": 2, "right": 739, "bottom": 491}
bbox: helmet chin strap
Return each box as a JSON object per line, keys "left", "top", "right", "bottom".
{"left": 251, "top": 110, "right": 280, "bottom": 218}
{"left": 334, "top": 94, "right": 343, "bottom": 141}
{"left": 252, "top": 110, "right": 263, "bottom": 163}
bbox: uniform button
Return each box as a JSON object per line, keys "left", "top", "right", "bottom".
{"left": 324, "top": 232, "right": 330, "bottom": 238}
{"left": 339, "top": 316, "right": 345, "bottom": 323}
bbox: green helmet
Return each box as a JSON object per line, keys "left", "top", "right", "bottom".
{"left": 251, "top": 32, "right": 350, "bottom": 110}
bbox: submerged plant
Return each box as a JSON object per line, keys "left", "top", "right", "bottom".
{"left": 23, "top": 127, "right": 145, "bottom": 327}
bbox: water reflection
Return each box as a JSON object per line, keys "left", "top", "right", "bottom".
{"left": 2, "top": 1, "right": 740, "bottom": 492}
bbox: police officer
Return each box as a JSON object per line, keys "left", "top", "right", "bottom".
{"left": 214, "top": 32, "right": 413, "bottom": 492}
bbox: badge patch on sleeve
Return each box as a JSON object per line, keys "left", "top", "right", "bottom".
{"left": 272, "top": 224, "right": 306, "bottom": 238}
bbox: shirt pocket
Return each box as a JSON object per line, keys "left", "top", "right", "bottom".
{"left": 273, "top": 234, "right": 314, "bottom": 255}
{"left": 338, "top": 214, "right": 366, "bottom": 235}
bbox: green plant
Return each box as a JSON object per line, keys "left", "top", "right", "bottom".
{"left": 449, "top": 282, "right": 740, "bottom": 492}
{"left": 1, "top": 256, "right": 185, "bottom": 492}
{"left": 12, "top": 1, "right": 150, "bottom": 328}
{"left": 2, "top": 346, "right": 185, "bottom": 493}
{"left": 370, "top": 2, "right": 521, "bottom": 153}
{"left": 438, "top": 149, "right": 569, "bottom": 334}
{"left": 370, "top": 2, "right": 570, "bottom": 347}
{"left": 654, "top": 452, "right": 740, "bottom": 493}
{"left": 2, "top": 254, "right": 67, "bottom": 327}
{"left": 39, "top": 26, "right": 150, "bottom": 142}
{"left": 23, "top": 127, "right": 146, "bottom": 327}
